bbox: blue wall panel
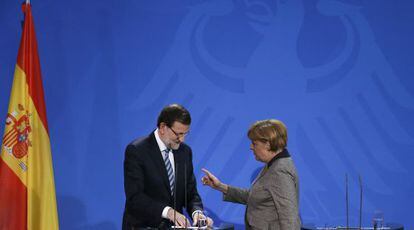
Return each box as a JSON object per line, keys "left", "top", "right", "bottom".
{"left": 1, "top": 0, "right": 414, "bottom": 229}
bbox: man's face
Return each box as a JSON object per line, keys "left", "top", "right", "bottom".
{"left": 159, "top": 121, "right": 190, "bottom": 150}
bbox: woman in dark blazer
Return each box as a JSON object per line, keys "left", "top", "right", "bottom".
{"left": 202, "top": 119, "right": 301, "bottom": 230}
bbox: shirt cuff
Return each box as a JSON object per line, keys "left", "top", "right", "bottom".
{"left": 162, "top": 206, "right": 172, "bottom": 219}
{"left": 192, "top": 210, "right": 203, "bottom": 219}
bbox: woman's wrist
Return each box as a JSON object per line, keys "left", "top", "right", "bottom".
{"left": 218, "top": 183, "right": 228, "bottom": 194}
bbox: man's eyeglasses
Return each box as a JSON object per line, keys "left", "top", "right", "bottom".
{"left": 168, "top": 126, "right": 189, "bottom": 138}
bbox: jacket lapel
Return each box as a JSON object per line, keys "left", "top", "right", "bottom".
{"left": 171, "top": 148, "right": 183, "bottom": 196}
{"left": 148, "top": 133, "right": 172, "bottom": 195}
{"left": 251, "top": 165, "right": 268, "bottom": 186}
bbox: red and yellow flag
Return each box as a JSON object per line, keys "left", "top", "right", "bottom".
{"left": 0, "top": 3, "right": 59, "bottom": 230}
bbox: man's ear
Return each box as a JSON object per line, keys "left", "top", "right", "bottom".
{"left": 159, "top": 122, "right": 166, "bottom": 134}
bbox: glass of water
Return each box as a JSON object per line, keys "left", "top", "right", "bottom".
{"left": 372, "top": 210, "right": 384, "bottom": 229}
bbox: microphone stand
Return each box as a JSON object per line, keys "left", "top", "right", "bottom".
{"left": 346, "top": 174, "right": 349, "bottom": 230}
{"left": 184, "top": 163, "right": 188, "bottom": 229}
{"left": 174, "top": 162, "right": 178, "bottom": 228}
{"left": 359, "top": 175, "right": 363, "bottom": 230}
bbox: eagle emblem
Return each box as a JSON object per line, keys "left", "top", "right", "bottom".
{"left": 2, "top": 104, "right": 32, "bottom": 159}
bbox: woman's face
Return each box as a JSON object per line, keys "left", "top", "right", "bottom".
{"left": 250, "top": 140, "right": 273, "bottom": 163}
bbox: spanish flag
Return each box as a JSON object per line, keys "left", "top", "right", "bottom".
{"left": 0, "top": 3, "right": 59, "bottom": 230}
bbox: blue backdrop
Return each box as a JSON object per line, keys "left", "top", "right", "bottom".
{"left": 1, "top": 0, "right": 414, "bottom": 229}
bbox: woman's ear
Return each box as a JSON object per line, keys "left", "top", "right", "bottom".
{"left": 266, "top": 142, "right": 272, "bottom": 151}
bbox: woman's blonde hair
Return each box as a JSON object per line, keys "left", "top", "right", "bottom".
{"left": 247, "top": 119, "right": 287, "bottom": 152}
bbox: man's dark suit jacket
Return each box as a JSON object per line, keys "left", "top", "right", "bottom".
{"left": 122, "top": 132, "right": 203, "bottom": 229}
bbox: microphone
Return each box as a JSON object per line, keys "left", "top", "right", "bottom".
{"left": 336, "top": 174, "right": 364, "bottom": 230}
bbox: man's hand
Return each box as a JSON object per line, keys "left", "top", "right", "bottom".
{"left": 167, "top": 208, "right": 191, "bottom": 228}
{"left": 201, "top": 168, "right": 228, "bottom": 193}
{"left": 192, "top": 212, "right": 214, "bottom": 227}
{"left": 205, "top": 217, "right": 214, "bottom": 228}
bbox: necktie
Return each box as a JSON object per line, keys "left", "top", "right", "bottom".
{"left": 163, "top": 149, "right": 175, "bottom": 195}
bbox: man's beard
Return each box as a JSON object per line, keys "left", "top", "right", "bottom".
{"left": 169, "top": 142, "right": 180, "bottom": 150}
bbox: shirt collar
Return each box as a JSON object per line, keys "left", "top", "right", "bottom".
{"left": 267, "top": 148, "right": 290, "bottom": 167}
{"left": 154, "top": 129, "right": 169, "bottom": 153}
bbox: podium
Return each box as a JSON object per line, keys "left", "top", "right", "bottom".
{"left": 135, "top": 224, "right": 234, "bottom": 230}
{"left": 301, "top": 223, "right": 404, "bottom": 230}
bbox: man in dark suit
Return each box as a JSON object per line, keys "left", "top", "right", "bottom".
{"left": 123, "top": 104, "right": 212, "bottom": 229}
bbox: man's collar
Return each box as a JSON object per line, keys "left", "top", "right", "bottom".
{"left": 154, "top": 129, "right": 168, "bottom": 153}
